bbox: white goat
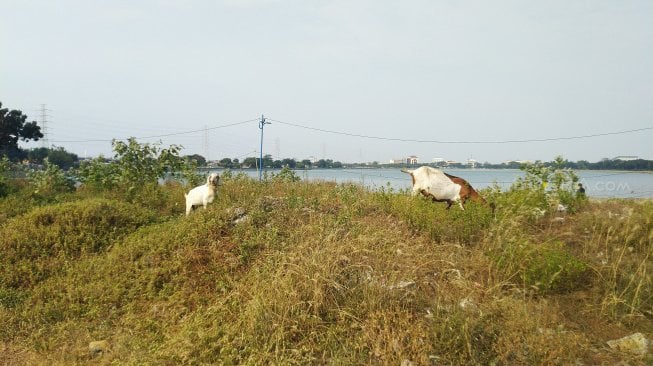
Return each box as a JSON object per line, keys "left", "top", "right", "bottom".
{"left": 184, "top": 172, "right": 220, "bottom": 216}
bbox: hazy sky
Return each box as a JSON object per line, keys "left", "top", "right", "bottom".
{"left": 2, "top": 0, "right": 652, "bottom": 163}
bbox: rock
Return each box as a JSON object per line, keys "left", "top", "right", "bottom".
{"left": 401, "top": 360, "right": 415, "bottom": 366}
{"left": 551, "top": 217, "right": 565, "bottom": 223}
{"left": 557, "top": 204, "right": 567, "bottom": 213}
{"left": 229, "top": 207, "right": 249, "bottom": 224}
{"left": 233, "top": 214, "right": 249, "bottom": 225}
{"left": 88, "top": 339, "right": 110, "bottom": 357}
{"left": 606, "top": 333, "right": 650, "bottom": 356}
{"left": 459, "top": 298, "right": 477, "bottom": 311}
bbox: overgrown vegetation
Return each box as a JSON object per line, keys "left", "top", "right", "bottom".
{"left": 0, "top": 146, "right": 651, "bottom": 364}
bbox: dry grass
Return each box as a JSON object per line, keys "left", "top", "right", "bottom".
{"left": 0, "top": 176, "right": 651, "bottom": 364}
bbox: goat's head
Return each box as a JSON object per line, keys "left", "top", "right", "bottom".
{"left": 469, "top": 191, "right": 496, "bottom": 215}
{"left": 207, "top": 173, "right": 220, "bottom": 187}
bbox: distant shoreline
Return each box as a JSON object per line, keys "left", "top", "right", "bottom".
{"left": 201, "top": 166, "right": 653, "bottom": 173}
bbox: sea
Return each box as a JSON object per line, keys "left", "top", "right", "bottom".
{"left": 222, "top": 168, "right": 653, "bottom": 199}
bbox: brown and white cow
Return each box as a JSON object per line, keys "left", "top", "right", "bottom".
{"left": 401, "top": 166, "right": 489, "bottom": 210}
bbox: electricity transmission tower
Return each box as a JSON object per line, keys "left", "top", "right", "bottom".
{"left": 38, "top": 104, "right": 51, "bottom": 148}
{"left": 203, "top": 125, "right": 209, "bottom": 161}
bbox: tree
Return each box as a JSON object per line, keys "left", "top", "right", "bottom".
{"left": 46, "top": 147, "right": 78, "bottom": 170}
{"left": 185, "top": 154, "right": 207, "bottom": 166}
{"left": 219, "top": 158, "right": 233, "bottom": 168}
{"left": 242, "top": 157, "right": 258, "bottom": 168}
{"left": 263, "top": 154, "right": 274, "bottom": 168}
{"left": 0, "top": 102, "right": 43, "bottom": 159}
{"left": 281, "top": 158, "right": 296, "bottom": 168}
{"left": 300, "top": 159, "right": 312, "bottom": 169}
{"left": 27, "top": 146, "right": 78, "bottom": 170}
{"left": 27, "top": 147, "right": 49, "bottom": 163}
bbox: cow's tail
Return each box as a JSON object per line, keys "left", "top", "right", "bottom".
{"left": 400, "top": 168, "right": 413, "bottom": 174}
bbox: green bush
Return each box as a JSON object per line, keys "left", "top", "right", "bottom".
{"left": 28, "top": 158, "right": 76, "bottom": 196}
{"left": 516, "top": 156, "right": 581, "bottom": 213}
{"left": 76, "top": 155, "right": 120, "bottom": 190}
{"left": 76, "top": 138, "right": 200, "bottom": 193}
{"left": 0, "top": 156, "right": 9, "bottom": 197}
{"left": 270, "top": 166, "right": 301, "bottom": 183}
{"left": 0, "top": 156, "right": 23, "bottom": 198}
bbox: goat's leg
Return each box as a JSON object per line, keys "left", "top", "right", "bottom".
{"left": 446, "top": 201, "right": 453, "bottom": 210}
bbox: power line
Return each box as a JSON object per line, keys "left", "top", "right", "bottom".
{"left": 269, "top": 119, "right": 653, "bottom": 144}
{"left": 49, "top": 118, "right": 259, "bottom": 143}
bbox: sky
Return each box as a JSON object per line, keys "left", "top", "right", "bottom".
{"left": 2, "top": 0, "right": 652, "bottom": 164}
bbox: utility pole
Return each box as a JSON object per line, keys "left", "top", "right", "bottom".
{"left": 39, "top": 104, "right": 51, "bottom": 148}
{"left": 258, "top": 114, "right": 271, "bottom": 181}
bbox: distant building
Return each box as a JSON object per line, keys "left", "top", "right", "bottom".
{"left": 407, "top": 156, "right": 419, "bottom": 165}
{"left": 613, "top": 156, "right": 639, "bottom": 161}
{"left": 467, "top": 158, "right": 477, "bottom": 168}
{"left": 389, "top": 158, "right": 404, "bottom": 164}
{"left": 432, "top": 157, "right": 445, "bottom": 164}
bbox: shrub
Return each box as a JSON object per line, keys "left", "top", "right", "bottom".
{"left": 0, "top": 156, "right": 28, "bottom": 198}
{"left": 516, "top": 156, "right": 581, "bottom": 212}
{"left": 28, "top": 158, "right": 76, "bottom": 196}
{"left": 76, "top": 155, "right": 120, "bottom": 190}
{"left": 76, "top": 138, "right": 199, "bottom": 192}
{"left": 0, "top": 156, "right": 11, "bottom": 198}
{"left": 270, "top": 166, "right": 301, "bottom": 183}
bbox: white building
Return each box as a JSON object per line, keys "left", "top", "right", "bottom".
{"left": 613, "top": 156, "right": 639, "bottom": 161}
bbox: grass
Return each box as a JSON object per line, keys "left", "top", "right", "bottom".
{"left": 0, "top": 176, "right": 651, "bottom": 364}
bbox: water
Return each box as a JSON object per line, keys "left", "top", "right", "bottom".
{"left": 222, "top": 168, "right": 653, "bottom": 198}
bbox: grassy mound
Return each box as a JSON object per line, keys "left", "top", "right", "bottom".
{"left": 0, "top": 198, "right": 156, "bottom": 290}
{"left": 0, "top": 178, "right": 651, "bottom": 364}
